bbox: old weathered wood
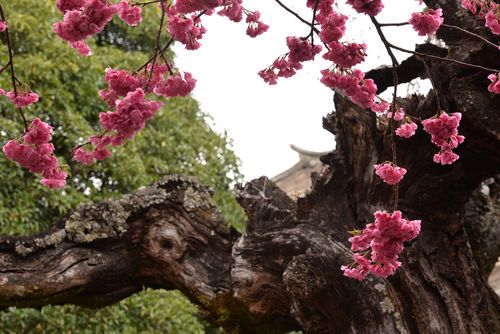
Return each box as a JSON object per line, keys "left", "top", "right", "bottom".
{"left": 1, "top": 1, "right": 499, "bottom": 333}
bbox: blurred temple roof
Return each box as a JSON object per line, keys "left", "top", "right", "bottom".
{"left": 271, "top": 144, "right": 328, "bottom": 197}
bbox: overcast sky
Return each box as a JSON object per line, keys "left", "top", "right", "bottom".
{"left": 173, "top": 0, "right": 429, "bottom": 180}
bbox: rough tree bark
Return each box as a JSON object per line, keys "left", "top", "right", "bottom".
{"left": 1, "top": 1, "right": 499, "bottom": 333}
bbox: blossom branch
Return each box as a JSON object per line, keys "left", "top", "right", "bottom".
{"left": 273, "top": 0, "right": 320, "bottom": 35}
{"left": 145, "top": 0, "right": 167, "bottom": 91}
{"left": 0, "top": 3, "right": 29, "bottom": 131}
{"left": 133, "top": 0, "right": 161, "bottom": 6}
{"left": 370, "top": 16, "right": 400, "bottom": 210}
{"left": 137, "top": 10, "right": 207, "bottom": 73}
{"left": 388, "top": 42, "right": 500, "bottom": 73}
{"left": 441, "top": 23, "right": 499, "bottom": 50}
{"left": 378, "top": 22, "right": 409, "bottom": 27}
{"left": 419, "top": 55, "right": 442, "bottom": 112}
{"left": 308, "top": 0, "right": 320, "bottom": 45}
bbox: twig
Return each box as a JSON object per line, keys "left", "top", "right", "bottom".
{"left": 136, "top": 10, "right": 207, "bottom": 73}
{"left": 370, "top": 17, "right": 400, "bottom": 66}
{"left": 133, "top": 0, "right": 161, "bottom": 6}
{"left": 419, "top": 56, "right": 442, "bottom": 112}
{"left": 388, "top": 43, "right": 500, "bottom": 73}
{"left": 370, "top": 16, "right": 400, "bottom": 210}
{"left": 274, "top": 0, "right": 320, "bottom": 35}
{"left": 441, "top": 23, "right": 499, "bottom": 50}
{"left": 145, "top": 0, "right": 167, "bottom": 91}
{"left": 0, "top": 4, "right": 29, "bottom": 131}
{"left": 308, "top": 0, "right": 320, "bottom": 45}
{"left": 379, "top": 22, "right": 409, "bottom": 27}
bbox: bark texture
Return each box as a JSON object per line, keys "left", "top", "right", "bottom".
{"left": 1, "top": 2, "right": 500, "bottom": 333}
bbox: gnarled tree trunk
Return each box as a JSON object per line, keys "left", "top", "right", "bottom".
{"left": 0, "top": 1, "right": 499, "bottom": 333}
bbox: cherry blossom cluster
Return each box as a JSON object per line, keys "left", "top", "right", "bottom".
{"left": 258, "top": 37, "right": 322, "bottom": 84}
{"left": 374, "top": 162, "right": 407, "bottom": 185}
{"left": 73, "top": 65, "right": 195, "bottom": 165}
{"left": 461, "top": 0, "right": 500, "bottom": 34}
{"left": 422, "top": 112, "right": 465, "bottom": 165}
{"left": 387, "top": 108, "right": 419, "bottom": 139}
{"left": 54, "top": 0, "right": 143, "bottom": 56}
{"left": 342, "top": 210, "right": 421, "bottom": 280}
{"left": 409, "top": 8, "right": 443, "bottom": 36}
{"left": 487, "top": 73, "right": 500, "bottom": 93}
{"left": 167, "top": 0, "right": 268, "bottom": 51}
{"left": 2, "top": 118, "right": 67, "bottom": 188}
{"left": 1, "top": 89, "right": 39, "bottom": 108}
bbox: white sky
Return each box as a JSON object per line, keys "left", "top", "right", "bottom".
{"left": 173, "top": 0, "right": 429, "bottom": 180}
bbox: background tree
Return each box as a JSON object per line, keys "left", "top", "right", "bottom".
{"left": 0, "top": 0, "right": 499, "bottom": 334}
{"left": 0, "top": 0, "right": 243, "bottom": 332}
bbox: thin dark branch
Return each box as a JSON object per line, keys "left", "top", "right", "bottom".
{"left": 370, "top": 16, "right": 400, "bottom": 210}
{"left": 441, "top": 23, "right": 499, "bottom": 50}
{"left": 145, "top": 0, "right": 167, "bottom": 91}
{"left": 379, "top": 22, "right": 409, "bottom": 27}
{"left": 308, "top": 0, "right": 320, "bottom": 44}
{"left": 419, "top": 56, "right": 442, "bottom": 112}
{"left": 370, "top": 16, "right": 400, "bottom": 67}
{"left": 0, "top": 4, "right": 28, "bottom": 131}
{"left": 137, "top": 10, "right": 207, "bottom": 73}
{"left": 274, "top": 0, "right": 320, "bottom": 35}
{"left": 388, "top": 42, "right": 500, "bottom": 73}
{"left": 134, "top": 0, "right": 161, "bottom": 6}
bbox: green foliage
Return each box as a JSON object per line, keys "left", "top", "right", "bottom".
{"left": 0, "top": 0, "right": 245, "bottom": 332}
{"left": 0, "top": 289, "right": 223, "bottom": 334}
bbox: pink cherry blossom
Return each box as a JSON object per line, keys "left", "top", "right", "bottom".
{"left": 317, "top": 11, "right": 347, "bottom": 45}
{"left": 487, "top": 73, "right": 500, "bottom": 93}
{"left": 73, "top": 147, "right": 94, "bottom": 165}
{"left": 53, "top": 0, "right": 118, "bottom": 43}
{"left": 245, "top": 11, "right": 269, "bottom": 38}
{"left": 422, "top": 112, "right": 464, "bottom": 165}
{"left": 104, "top": 68, "right": 142, "bottom": 97}
{"left": 56, "top": 0, "right": 87, "bottom": 13}
{"left": 371, "top": 101, "right": 390, "bottom": 113}
{"left": 41, "top": 168, "right": 68, "bottom": 189}
{"left": 0, "top": 20, "right": 7, "bottom": 32}
{"left": 99, "top": 88, "right": 163, "bottom": 139}
{"left": 174, "top": 0, "right": 222, "bottom": 14}
{"left": 70, "top": 40, "right": 92, "bottom": 56}
{"left": 320, "top": 68, "right": 364, "bottom": 94}
{"left": 218, "top": 0, "right": 243, "bottom": 22}
{"left": 273, "top": 58, "right": 303, "bottom": 78}
{"left": 350, "top": 78, "right": 377, "bottom": 108}
{"left": 374, "top": 162, "right": 407, "bottom": 185}
{"left": 6, "top": 90, "right": 39, "bottom": 108}
{"left": 433, "top": 149, "right": 459, "bottom": 165}
{"left": 153, "top": 72, "right": 196, "bottom": 98}
{"left": 323, "top": 42, "right": 367, "bottom": 68}
{"left": 342, "top": 210, "right": 421, "bottom": 280}
{"left": 409, "top": 8, "right": 443, "bottom": 36}
{"left": 422, "top": 112, "right": 463, "bottom": 147}
{"left": 307, "top": 0, "right": 334, "bottom": 13}
{"left": 395, "top": 122, "right": 418, "bottom": 138}
{"left": 23, "top": 118, "right": 53, "bottom": 145}
{"left": 485, "top": 9, "right": 500, "bottom": 34}
{"left": 167, "top": 11, "right": 206, "bottom": 50}
{"left": 258, "top": 68, "right": 278, "bottom": 85}
{"left": 286, "top": 36, "right": 322, "bottom": 63}
{"left": 118, "top": 0, "right": 142, "bottom": 27}
{"left": 346, "top": 0, "right": 384, "bottom": 16}
{"left": 387, "top": 107, "right": 405, "bottom": 121}
{"left": 2, "top": 118, "right": 67, "bottom": 188}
